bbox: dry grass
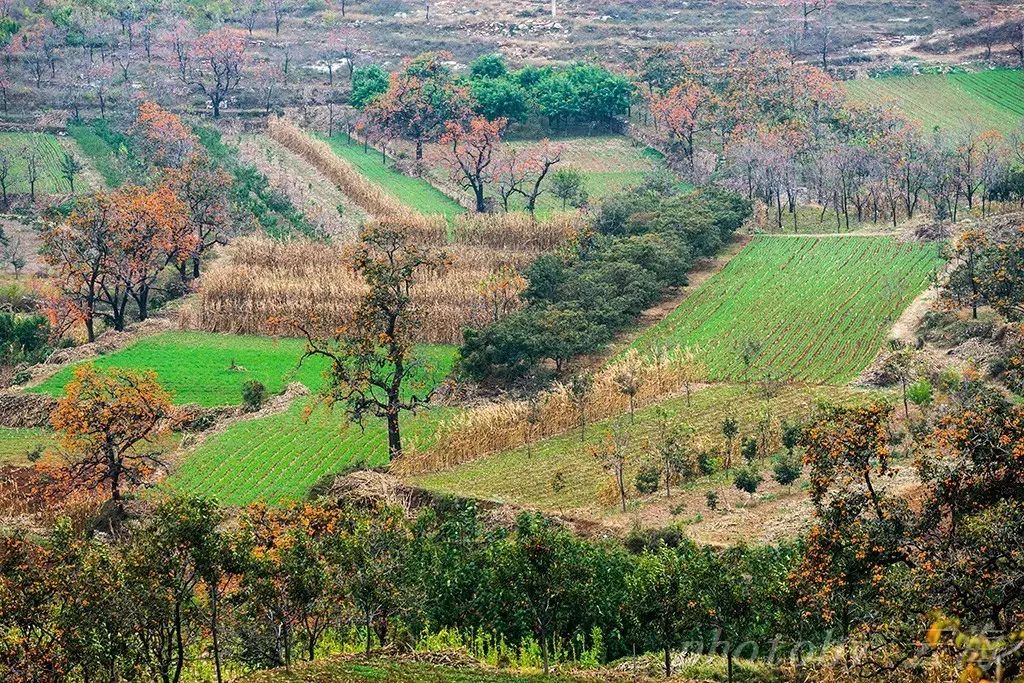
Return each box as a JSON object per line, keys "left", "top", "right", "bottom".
{"left": 267, "top": 116, "right": 417, "bottom": 220}
{"left": 237, "top": 134, "right": 364, "bottom": 240}
{"left": 394, "top": 349, "right": 707, "bottom": 475}
{"left": 451, "top": 211, "right": 583, "bottom": 252}
{"left": 179, "top": 232, "right": 560, "bottom": 344}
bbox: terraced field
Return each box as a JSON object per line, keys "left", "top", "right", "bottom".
{"left": 321, "top": 133, "right": 465, "bottom": 219}
{"left": 0, "top": 132, "right": 70, "bottom": 194}
{"left": 168, "top": 398, "right": 454, "bottom": 506}
{"left": 844, "top": 69, "right": 1024, "bottom": 133}
{"left": 416, "top": 384, "right": 877, "bottom": 513}
{"left": 31, "top": 332, "right": 330, "bottom": 407}
{"left": 502, "top": 136, "right": 673, "bottom": 214}
{"left": 628, "top": 236, "right": 944, "bottom": 384}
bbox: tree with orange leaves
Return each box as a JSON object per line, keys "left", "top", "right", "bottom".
{"left": 51, "top": 365, "right": 172, "bottom": 506}
{"left": 42, "top": 186, "right": 193, "bottom": 337}
{"left": 41, "top": 195, "right": 117, "bottom": 342}
{"left": 438, "top": 116, "right": 505, "bottom": 212}
{"left": 106, "top": 184, "right": 194, "bottom": 321}
{"left": 131, "top": 101, "right": 200, "bottom": 168}
{"left": 178, "top": 28, "right": 246, "bottom": 118}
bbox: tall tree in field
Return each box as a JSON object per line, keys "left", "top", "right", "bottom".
{"left": 107, "top": 184, "right": 194, "bottom": 321}
{"left": 42, "top": 195, "right": 117, "bottom": 342}
{"left": 363, "top": 52, "right": 473, "bottom": 162}
{"left": 298, "top": 220, "right": 448, "bottom": 459}
{"left": 160, "top": 155, "right": 233, "bottom": 278}
{"left": 179, "top": 28, "right": 246, "bottom": 118}
{"left": 51, "top": 365, "right": 172, "bottom": 505}
{"left": 438, "top": 116, "right": 505, "bottom": 212}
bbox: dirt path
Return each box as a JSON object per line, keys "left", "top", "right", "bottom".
{"left": 592, "top": 460, "right": 920, "bottom": 546}
{"left": 236, "top": 134, "right": 365, "bottom": 241}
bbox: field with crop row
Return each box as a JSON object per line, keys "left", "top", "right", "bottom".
{"left": 844, "top": 69, "right": 1024, "bottom": 133}
{"left": 66, "top": 122, "right": 123, "bottom": 187}
{"left": 321, "top": 133, "right": 466, "bottom": 219}
{"left": 415, "top": 384, "right": 878, "bottom": 513}
{"left": 0, "top": 132, "right": 70, "bottom": 195}
{"left": 168, "top": 398, "right": 454, "bottom": 506}
{"left": 628, "top": 236, "right": 943, "bottom": 384}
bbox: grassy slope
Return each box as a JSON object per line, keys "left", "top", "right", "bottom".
{"left": 321, "top": 133, "right": 466, "bottom": 219}
{"left": 627, "top": 236, "right": 943, "bottom": 384}
{"left": 168, "top": 398, "right": 454, "bottom": 506}
{"left": 415, "top": 384, "right": 877, "bottom": 513}
{"left": 245, "top": 657, "right": 580, "bottom": 683}
{"left": 0, "top": 428, "right": 53, "bottom": 466}
{"left": 161, "top": 340, "right": 458, "bottom": 506}
{"left": 844, "top": 69, "right": 1024, "bottom": 133}
{"left": 66, "top": 122, "right": 124, "bottom": 187}
{"left": 31, "top": 332, "right": 329, "bottom": 407}
{"left": 0, "top": 132, "right": 69, "bottom": 194}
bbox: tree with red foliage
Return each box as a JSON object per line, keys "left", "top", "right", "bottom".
{"left": 108, "top": 184, "right": 194, "bottom": 320}
{"left": 439, "top": 116, "right": 506, "bottom": 212}
{"left": 649, "top": 82, "right": 716, "bottom": 171}
{"left": 131, "top": 100, "right": 200, "bottom": 168}
{"left": 178, "top": 28, "right": 246, "bottom": 117}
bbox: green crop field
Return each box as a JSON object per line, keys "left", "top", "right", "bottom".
{"left": 627, "top": 236, "right": 944, "bottom": 384}
{"left": 31, "top": 332, "right": 330, "bottom": 407}
{"left": 167, "top": 397, "right": 453, "bottom": 506}
{"left": 32, "top": 331, "right": 455, "bottom": 408}
{"left": 322, "top": 133, "right": 465, "bottom": 219}
{"left": 416, "top": 384, "right": 878, "bottom": 513}
{"left": 0, "top": 132, "right": 70, "bottom": 195}
{"left": 844, "top": 69, "right": 1024, "bottom": 133}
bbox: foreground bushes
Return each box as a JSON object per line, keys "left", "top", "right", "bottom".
{"left": 0, "top": 500, "right": 811, "bottom": 682}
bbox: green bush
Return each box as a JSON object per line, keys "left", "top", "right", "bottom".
{"left": 634, "top": 464, "right": 661, "bottom": 495}
{"left": 734, "top": 467, "right": 763, "bottom": 497}
{"left": 241, "top": 379, "right": 268, "bottom": 412}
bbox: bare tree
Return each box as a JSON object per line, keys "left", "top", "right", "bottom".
{"left": 24, "top": 145, "right": 41, "bottom": 203}
{"left": 0, "top": 151, "right": 11, "bottom": 208}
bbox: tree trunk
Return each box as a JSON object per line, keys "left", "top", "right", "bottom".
{"left": 727, "top": 651, "right": 734, "bottom": 683}
{"left": 664, "top": 646, "right": 671, "bottom": 677}
{"left": 386, "top": 406, "right": 402, "bottom": 459}
{"left": 211, "top": 590, "right": 223, "bottom": 683}
{"left": 365, "top": 610, "right": 373, "bottom": 654}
